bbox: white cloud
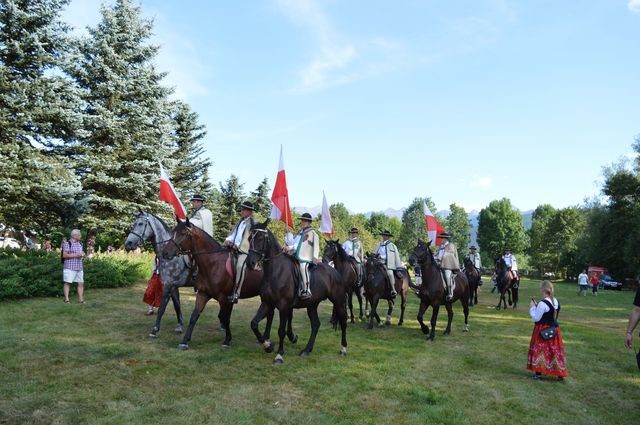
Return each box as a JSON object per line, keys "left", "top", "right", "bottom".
{"left": 629, "top": 0, "right": 640, "bottom": 14}
{"left": 275, "top": 0, "right": 404, "bottom": 92}
{"left": 470, "top": 176, "right": 493, "bottom": 187}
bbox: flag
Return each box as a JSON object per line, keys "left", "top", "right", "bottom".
{"left": 270, "top": 146, "right": 294, "bottom": 229}
{"left": 424, "top": 200, "right": 446, "bottom": 246}
{"left": 159, "top": 162, "right": 187, "bottom": 220}
{"left": 319, "top": 191, "right": 333, "bottom": 237}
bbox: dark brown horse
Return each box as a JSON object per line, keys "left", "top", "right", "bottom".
{"left": 246, "top": 220, "right": 348, "bottom": 364}
{"left": 322, "top": 239, "right": 364, "bottom": 323}
{"left": 463, "top": 256, "right": 480, "bottom": 307}
{"left": 494, "top": 257, "right": 519, "bottom": 310}
{"left": 408, "top": 239, "right": 470, "bottom": 341}
{"left": 161, "top": 220, "right": 272, "bottom": 349}
{"left": 362, "top": 252, "right": 410, "bottom": 329}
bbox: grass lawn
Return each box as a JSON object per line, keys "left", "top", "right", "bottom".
{"left": 1, "top": 278, "right": 639, "bottom": 425}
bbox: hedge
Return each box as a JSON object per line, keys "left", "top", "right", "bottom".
{"left": 0, "top": 249, "right": 154, "bottom": 300}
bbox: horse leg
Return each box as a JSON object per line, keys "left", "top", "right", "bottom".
{"left": 512, "top": 286, "right": 519, "bottom": 309}
{"left": 218, "top": 300, "right": 234, "bottom": 348}
{"left": 356, "top": 287, "right": 364, "bottom": 321}
{"left": 170, "top": 285, "right": 184, "bottom": 333}
{"left": 150, "top": 285, "right": 173, "bottom": 338}
{"left": 398, "top": 293, "right": 406, "bottom": 326}
{"left": 384, "top": 300, "right": 394, "bottom": 326}
{"left": 364, "top": 295, "right": 370, "bottom": 318}
{"left": 429, "top": 305, "right": 440, "bottom": 341}
{"left": 300, "top": 306, "right": 321, "bottom": 357}
{"left": 462, "top": 296, "right": 470, "bottom": 332}
{"left": 251, "top": 302, "right": 274, "bottom": 352}
{"left": 178, "top": 293, "right": 209, "bottom": 350}
{"left": 286, "top": 309, "right": 298, "bottom": 343}
{"left": 496, "top": 291, "right": 504, "bottom": 310}
{"left": 368, "top": 297, "right": 380, "bottom": 329}
{"left": 474, "top": 286, "right": 478, "bottom": 306}
{"left": 417, "top": 300, "right": 430, "bottom": 336}
{"left": 274, "top": 307, "right": 290, "bottom": 364}
{"left": 347, "top": 290, "right": 355, "bottom": 323}
{"left": 443, "top": 302, "right": 454, "bottom": 336}
{"left": 508, "top": 287, "right": 513, "bottom": 306}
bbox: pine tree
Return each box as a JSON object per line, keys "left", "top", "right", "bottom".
{"left": 397, "top": 197, "right": 435, "bottom": 256}
{"left": 170, "top": 100, "right": 212, "bottom": 197}
{"left": 444, "top": 203, "right": 470, "bottom": 259}
{"left": 68, "top": 0, "right": 176, "bottom": 251}
{"left": 249, "top": 178, "right": 271, "bottom": 218}
{"left": 213, "top": 174, "right": 245, "bottom": 240}
{"left": 0, "top": 0, "right": 83, "bottom": 232}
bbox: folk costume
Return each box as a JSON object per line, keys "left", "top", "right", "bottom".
{"left": 286, "top": 213, "right": 319, "bottom": 299}
{"left": 375, "top": 230, "right": 401, "bottom": 298}
{"left": 465, "top": 246, "right": 482, "bottom": 285}
{"left": 503, "top": 250, "right": 518, "bottom": 281}
{"left": 224, "top": 201, "right": 257, "bottom": 304}
{"left": 189, "top": 194, "right": 213, "bottom": 236}
{"left": 436, "top": 232, "right": 459, "bottom": 301}
{"left": 527, "top": 297, "right": 568, "bottom": 379}
{"left": 342, "top": 227, "right": 364, "bottom": 286}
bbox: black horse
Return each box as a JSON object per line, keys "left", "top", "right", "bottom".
{"left": 246, "top": 220, "right": 348, "bottom": 364}
{"left": 322, "top": 239, "right": 364, "bottom": 323}
{"left": 362, "top": 252, "right": 410, "bottom": 329}
{"left": 408, "top": 239, "right": 470, "bottom": 341}
{"left": 494, "top": 257, "right": 519, "bottom": 310}
{"left": 463, "top": 256, "right": 480, "bottom": 307}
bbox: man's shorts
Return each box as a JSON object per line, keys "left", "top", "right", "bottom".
{"left": 63, "top": 269, "right": 84, "bottom": 284}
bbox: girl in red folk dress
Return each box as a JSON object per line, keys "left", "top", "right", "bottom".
{"left": 527, "top": 280, "right": 568, "bottom": 381}
{"left": 143, "top": 257, "right": 164, "bottom": 315}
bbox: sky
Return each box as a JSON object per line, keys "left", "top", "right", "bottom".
{"left": 62, "top": 0, "right": 640, "bottom": 214}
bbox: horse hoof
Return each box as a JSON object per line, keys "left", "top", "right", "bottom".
{"left": 148, "top": 333, "right": 159, "bottom": 339}
{"left": 384, "top": 320, "right": 391, "bottom": 327}
{"left": 177, "top": 344, "right": 189, "bottom": 351}
{"left": 398, "top": 321, "right": 403, "bottom": 326}
{"left": 339, "top": 347, "right": 347, "bottom": 356}
{"left": 463, "top": 327, "right": 469, "bottom": 332}
{"left": 265, "top": 342, "right": 274, "bottom": 353}
{"left": 290, "top": 335, "right": 298, "bottom": 344}
{"left": 222, "top": 343, "right": 230, "bottom": 348}
{"left": 274, "top": 354, "right": 284, "bottom": 364}
{"left": 367, "top": 324, "right": 373, "bottom": 330}
{"left": 174, "top": 326, "right": 183, "bottom": 334}
{"left": 299, "top": 350, "right": 309, "bottom": 357}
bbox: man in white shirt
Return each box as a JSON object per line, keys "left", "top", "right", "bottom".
{"left": 284, "top": 213, "right": 319, "bottom": 299}
{"left": 577, "top": 269, "right": 588, "bottom": 296}
{"left": 375, "top": 230, "right": 401, "bottom": 298}
{"left": 189, "top": 194, "right": 213, "bottom": 236}
{"left": 223, "top": 201, "right": 257, "bottom": 304}
{"left": 342, "top": 227, "right": 364, "bottom": 286}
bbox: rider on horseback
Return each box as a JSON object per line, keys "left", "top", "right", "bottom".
{"left": 284, "top": 213, "right": 319, "bottom": 299}
{"left": 375, "top": 230, "right": 400, "bottom": 298}
{"left": 436, "top": 232, "right": 459, "bottom": 301}
{"left": 465, "top": 245, "right": 483, "bottom": 285}
{"left": 342, "top": 227, "right": 364, "bottom": 287}
{"left": 223, "top": 201, "right": 257, "bottom": 304}
{"left": 503, "top": 248, "right": 519, "bottom": 284}
{"left": 189, "top": 194, "right": 213, "bottom": 236}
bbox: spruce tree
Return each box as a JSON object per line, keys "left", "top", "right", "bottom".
{"left": 69, "top": 0, "right": 175, "bottom": 250}
{"left": 0, "top": 0, "right": 83, "bottom": 233}
{"left": 213, "top": 175, "right": 244, "bottom": 240}
{"left": 249, "top": 178, "right": 271, "bottom": 218}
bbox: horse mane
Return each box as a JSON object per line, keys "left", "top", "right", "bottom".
{"left": 147, "top": 212, "right": 171, "bottom": 233}
{"left": 179, "top": 220, "right": 222, "bottom": 249}
{"left": 332, "top": 240, "right": 350, "bottom": 263}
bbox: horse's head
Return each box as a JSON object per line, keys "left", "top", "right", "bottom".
{"left": 409, "top": 239, "right": 433, "bottom": 267}
{"left": 162, "top": 219, "right": 194, "bottom": 259}
{"left": 463, "top": 256, "right": 473, "bottom": 269}
{"left": 322, "top": 239, "right": 340, "bottom": 263}
{"left": 247, "top": 219, "right": 271, "bottom": 271}
{"left": 364, "top": 252, "right": 382, "bottom": 280}
{"left": 124, "top": 210, "right": 154, "bottom": 251}
{"left": 494, "top": 256, "right": 506, "bottom": 272}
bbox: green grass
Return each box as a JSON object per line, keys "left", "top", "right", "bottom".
{"left": 1, "top": 278, "right": 638, "bottom": 424}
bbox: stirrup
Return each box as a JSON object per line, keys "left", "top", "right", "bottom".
{"left": 227, "top": 293, "right": 239, "bottom": 304}
{"left": 299, "top": 290, "right": 311, "bottom": 299}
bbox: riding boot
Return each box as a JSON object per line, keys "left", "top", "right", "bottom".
{"left": 227, "top": 281, "right": 241, "bottom": 304}
{"left": 299, "top": 281, "right": 311, "bottom": 299}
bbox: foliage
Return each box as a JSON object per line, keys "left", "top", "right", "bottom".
{"left": 397, "top": 197, "right": 435, "bottom": 257}
{"left": 0, "top": 249, "right": 152, "bottom": 299}
{"left": 528, "top": 204, "right": 557, "bottom": 274}
{"left": 477, "top": 198, "right": 528, "bottom": 257}
{"left": 249, "top": 178, "right": 272, "bottom": 218}
{"left": 213, "top": 174, "right": 245, "bottom": 241}
{"left": 443, "top": 203, "right": 471, "bottom": 259}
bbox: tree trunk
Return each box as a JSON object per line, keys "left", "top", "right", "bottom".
{"left": 86, "top": 227, "right": 97, "bottom": 256}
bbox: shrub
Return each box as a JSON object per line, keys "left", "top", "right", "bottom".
{"left": 0, "top": 249, "right": 154, "bottom": 300}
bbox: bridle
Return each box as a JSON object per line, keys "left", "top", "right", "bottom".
{"left": 248, "top": 228, "right": 270, "bottom": 266}
{"left": 127, "top": 214, "right": 174, "bottom": 248}
{"left": 167, "top": 224, "right": 226, "bottom": 257}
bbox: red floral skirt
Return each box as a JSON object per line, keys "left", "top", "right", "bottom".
{"left": 527, "top": 323, "right": 568, "bottom": 377}
{"left": 143, "top": 274, "right": 164, "bottom": 307}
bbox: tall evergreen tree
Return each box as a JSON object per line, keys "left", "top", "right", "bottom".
{"left": 213, "top": 174, "right": 244, "bottom": 240}
{"left": 477, "top": 198, "right": 528, "bottom": 257}
{"left": 68, "top": 0, "right": 175, "bottom": 251}
{"left": 170, "top": 100, "right": 211, "bottom": 196}
{"left": 249, "top": 178, "right": 271, "bottom": 218}
{"left": 397, "top": 197, "right": 435, "bottom": 256}
{"left": 528, "top": 204, "right": 557, "bottom": 275}
{"left": 0, "top": 0, "right": 83, "bottom": 232}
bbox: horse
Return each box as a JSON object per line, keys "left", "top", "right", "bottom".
{"left": 408, "top": 239, "right": 470, "bottom": 341}
{"left": 161, "top": 219, "right": 273, "bottom": 349}
{"left": 362, "top": 252, "right": 409, "bottom": 329}
{"left": 494, "top": 257, "right": 519, "bottom": 310}
{"left": 124, "top": 210, "right": 189, "bottom": 337}
{"left": 463, "top": 256, "right": 480, "bottom": 307}
{"left": 322, "top": 239, "right": 364, "bottom": 323}
{"left": 246, "top": 220, "right": 348, "bottom": 364}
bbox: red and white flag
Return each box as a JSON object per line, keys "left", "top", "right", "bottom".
{"left": 270, "top": 146, "right": 294, "bottom": 229}
{"left": 319, "top": 191, "right": 333, "bottom": 237}
{"left": 424, "top": 200, "right": 446, "bottom": 246}
{"left": 159, "top": 163, "right": 187, "bottom": 220}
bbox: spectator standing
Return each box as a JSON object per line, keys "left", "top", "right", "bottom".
{"left": 577, "top": 270, "right": 588, "bottom": 296}
{"left": 62, "top": 229, "right": 85, "bottom": 304}
{"left": 590, "top": 273, "right": 599, "bottom": 296}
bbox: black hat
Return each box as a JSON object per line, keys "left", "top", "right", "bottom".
{"left": 504, "top": 247, "right": 511, "bottom": 252}
{"left": 240, "top": 201, "right": 255, "bottom": 211}
{"left": 439, "top": 232, "right": 451, "bottom": 239}
{"left": 299, "top": 213, "right": 313, "bottom": 222}
{"left": 469, "top": 245, "right": 477, "bottom": 250}
{"left": 190, "top": 194, "right": 205, "bottom": 202}
{"left": 380, "top": 230, "right": 393, "bottom": 237}
{"left": 349, "top": 227, "right": 359, "bottom": 233}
